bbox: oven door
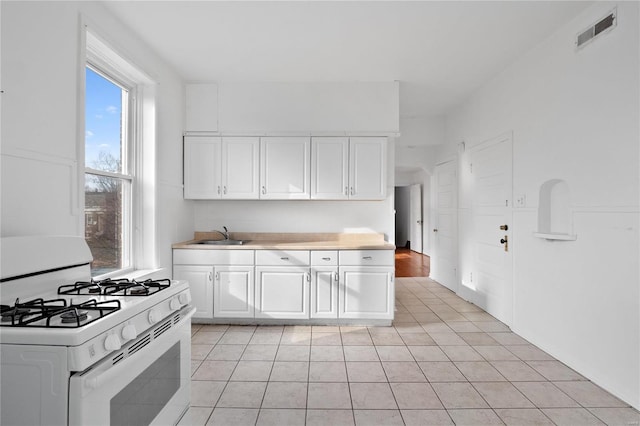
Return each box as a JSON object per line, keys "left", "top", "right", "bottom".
{"left": 69, "top": 306, "right": 195, "bottom": 426}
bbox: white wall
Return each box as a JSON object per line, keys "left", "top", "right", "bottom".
{"left": 443, "top": 2, "right": 639, "bottom": 408}
{"left": 217, "top": 82, "right": 399, "bottom": 134}
{"left": 1, "top": 1, "right": 192, "bottom": 271}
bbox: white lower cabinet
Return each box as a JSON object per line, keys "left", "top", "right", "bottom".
{"left": 214, "top": 266, "right": 254, "bottom": 318}
{"left": 173, "top": 265, "right": 214, "bottom": 319}
{"left": 338, "top": 250, "right": 395, "bottom": 320}
{"left": 255, "top": 267, "right": 310, "bottom": 319}
{"left": 310, "top": 250, "right": 339, "bottom": 319}
{"left": 339, "top": 266, "right": 394, "bottom": 320}
{"left": 174, "top": 248, "right": 394, "bottom": 323}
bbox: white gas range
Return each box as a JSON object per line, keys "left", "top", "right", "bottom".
{"left": 0, "top": 236, "right": 195, "bottom": 426}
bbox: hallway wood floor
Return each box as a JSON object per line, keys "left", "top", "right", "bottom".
{"left": 395, "top": 248, "right": 430, "bottom": 278}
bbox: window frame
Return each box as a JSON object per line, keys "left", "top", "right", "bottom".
{"left": 85, "top": 39, "right": 139, "bottom": 278}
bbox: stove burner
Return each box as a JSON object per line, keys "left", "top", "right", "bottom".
{"left": 1, "top": 307, "right": 31, "bottom": 322}
{"left": 60, "top": 309, "right": 88, "bottom": 323}
{"left": 129, "top": 286, "right": 148, "bottom": 295}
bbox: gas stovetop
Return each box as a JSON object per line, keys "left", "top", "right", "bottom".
{"left": 1, "top": 278, "right": 176, "bottom": 328}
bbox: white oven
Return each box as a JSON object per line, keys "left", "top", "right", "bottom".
{"left": 69, "top": 305, "right": 193, "bottom": 426}
{"left": 0, "top": 236, "right": 195, "bottom": 426}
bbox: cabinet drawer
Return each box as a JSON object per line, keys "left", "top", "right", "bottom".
{"left": 311, "top": 251, "right": 338, "bottom": 266}
{"left": 256, "top": 250, "right": 310, "bottom": 266}
{"left": 339, "top": 250, "right": 394, "bottom": 266}
{"left": 173, "top": 249, "right": 254, "bottom": 265}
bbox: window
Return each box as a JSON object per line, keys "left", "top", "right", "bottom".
{"left": 84, "top": 65, "right": 133, "bottom": 276}
{"left": 83, "top": 30, "right": 157, "bottom": 278}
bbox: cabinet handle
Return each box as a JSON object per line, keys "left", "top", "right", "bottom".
{"left": 223, "top": 186, "right": 227, "bottom": 195}
{"left": 362, "top": 256, "right": 373, "bottom": 260}
{"left": 217, "top": 186, "right": 221, "bottom": 195}
{"left": 215, "top": 272, "right": 219, "bottom": 281}
{"left": 306, "top": 273, "right": 310, "bottom": 282}
{"left": 322, "top": 257, "right": 331, "bottom": 261}
{"left": 261, "top": 186, "right": 266, "bottom": 195}
{"left": 334, "top": 272, "right": 339, "bottom": 282}
{"left": 345, "top": 186, "right": 348, "bottom": 196}
{"left": 280, "top": 257, "right": 289, "bottom": 261}
{"left": 208, "top": 272, "right": 213, "bottom": 281}
{"left": 350, "top": 187, "right": 354, "bottom": 196}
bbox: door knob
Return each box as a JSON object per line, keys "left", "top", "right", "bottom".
{"left": 500, "top": 224, "right": 509, "bottom": 231}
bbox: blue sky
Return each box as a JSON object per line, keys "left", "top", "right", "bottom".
{"left": 85, "top": 67, "right": 123, "bottom": 172}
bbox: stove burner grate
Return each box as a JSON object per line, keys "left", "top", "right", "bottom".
{"left": 0, "top": 298, "right": 121, "bottom": 328}
{"left": 58, "top": 278, "right": 171, "bottom": 296}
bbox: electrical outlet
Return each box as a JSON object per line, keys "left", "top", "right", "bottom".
{"left": 515, "top": 194, "right": 526, "bottom": 208}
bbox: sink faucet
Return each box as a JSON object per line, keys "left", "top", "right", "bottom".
{"left": 213, "top": 226, "right": 229, "bottom": 240}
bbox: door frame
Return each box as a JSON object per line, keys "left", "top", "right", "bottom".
{"left": 458, "top": 131, "right": 514, "bottom": 326}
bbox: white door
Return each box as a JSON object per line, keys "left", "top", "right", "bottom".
{"left": 409, "top": 184, "right": 423, "bottom": 253}
{"left": 431, "top": 160, "right": 458, "bottom": 292}
{"left": 461, "top": 133, "right": 513, "bottom": 325}
{"left": 255, "top": 267, "right": 310, "bottom": 319}
{"left": 173, "top": 265, "right": 213, "bottom": 319}
{"left": 183, "top": 136, "right": 221, "bottom": 199}
{"left": 214, "top": 266, "right": 255, "bottom": 318}
{"left": 260, "top": 137, "right": 310, "bottom": 199}
{"left": 222, "top": 137, "right": 259, "bottom": 199}
{"left": 311, "top": 137, "right": 349, "bottom": 200}
{"left": 349, "top": 137, "right": 387, "bottom": 200}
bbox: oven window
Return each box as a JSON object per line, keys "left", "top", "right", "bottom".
{"left": 110, "top": 342, "right": 180, "bottom": 426}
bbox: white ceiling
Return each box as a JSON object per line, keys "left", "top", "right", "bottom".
{"left": 103, "top": 1, "right": 591, "bottom": 118}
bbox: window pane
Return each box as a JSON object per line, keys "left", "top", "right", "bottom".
{"left": 85, "top": 67, "right": 125, "bottom": 173}
{"left": 85, "top": 174, "right": 124, "bottom": 276}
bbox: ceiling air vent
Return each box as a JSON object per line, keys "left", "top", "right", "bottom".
{"left": 576, "top": 9, "right": 616, "bottom": 49}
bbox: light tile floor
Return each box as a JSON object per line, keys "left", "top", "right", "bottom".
{"left": 180, "top": 277, "right": 640, "bottom": 426}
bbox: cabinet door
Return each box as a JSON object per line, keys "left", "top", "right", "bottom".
{"left": 310, "top": 267, "right": 338, "bottom": 319}
{"left": 339, "top": 266, "right": 394, "bottom": 320}
{"left": 173, "top": 265, "right": 214, "bottom": 319}
{"left": 311, "top": 137, "right": 349, "bottom": 200}
{"left": 349, "top": 137, "right": 387, "bottom": 200}
{"left": 184, "top": 136, "right": 222, "bottom": 199}
{"left": 260, "top": 137, "right": 310, "bottom": 199}
{"left": 185, "top": 83, "right": 218, "bottom": 132}
{"left": 255, "top": 267, "right": 310, "bottom": 319}
{"left": 214, "top": 266, "right": 255, "bottom": 318}
{"left": 222, "top": 137, "right": 260, "bottom": 199}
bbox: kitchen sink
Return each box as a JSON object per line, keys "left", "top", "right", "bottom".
{"left": 195, "top": 240, "right": 247, "bottom": 245}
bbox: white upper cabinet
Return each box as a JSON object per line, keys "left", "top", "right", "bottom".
{"left": 311, "top": 137, "right": 349, "bottom": 200}
{"left": 185, "top": 83, "right": 218, "bottom": 132}
{"left": 184, "top": 136, "right": 222, "bottom": 199}
{"left": 260, "top": 137, "right": 310, "bottom": 199}
{"left": 311, "top": 136, "right": 387, "bottom": 200}
{"left": 222, "top": 137, "right": 260, "bottom": 199}
{"left": 184, "top": 136, "right": 259, "bottom": 199}
{"left": 349, "top": 137, "right": 387, "bottom": 200}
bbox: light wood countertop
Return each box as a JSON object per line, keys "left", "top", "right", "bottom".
{"left": 172, "top": 232, "right": 395, "bottom": 250}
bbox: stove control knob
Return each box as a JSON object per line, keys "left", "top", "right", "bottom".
{"left": 104, "top": 334, "right": 121, "bottom": 351}
{"left": 148, "top": 309, "right": 159, "bottom": 324}
{"left": 170, "top": 298, "right": 181, "bottom": 311}
{"left": 122, "top": 324, "right": 137, "bottom": 341}
{"left": 178, "top": 293, "right": 189, "bottom": 305}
